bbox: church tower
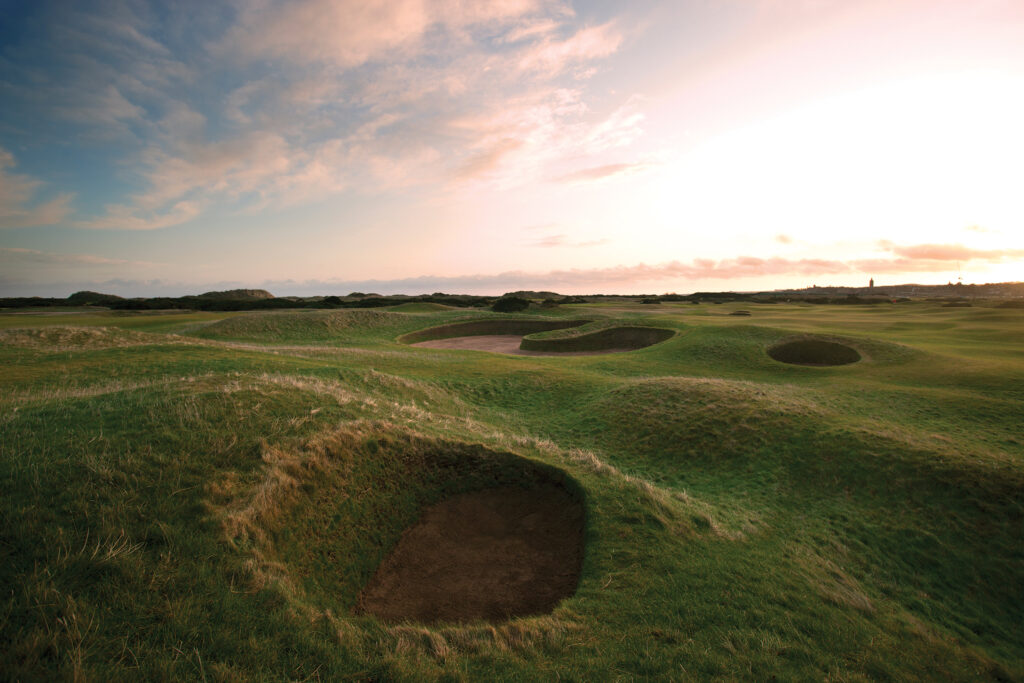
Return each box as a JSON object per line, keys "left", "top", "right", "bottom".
{"left": 869, "top": 278, "right": 874, "bottom": 289}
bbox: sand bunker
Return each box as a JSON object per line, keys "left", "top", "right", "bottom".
{"left": 520, "top": 326, "right": 674, "bottom": 354}
{"left": 413, "top": 335, "right": 639, "bottom": 356}
{"left": 400, "top": 318, "right": 591, "bottom": 344}
{"left": 405, "top": 319, "right": 673, "bottom": 356}
{"left": 768, "top": 338, "right": 861, "bottom": 366}
{"left": 357, "top": 484, "right": 584, "bottom": 624}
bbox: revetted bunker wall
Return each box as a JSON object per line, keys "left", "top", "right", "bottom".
{"left": 399, "top": 318, "right": 592, "bottom": 344}
{"left": 519, "top": 326, "right": 675, "bottom": 353}
{"left": 767, "top": 338, "right": 861, "bottom": 366}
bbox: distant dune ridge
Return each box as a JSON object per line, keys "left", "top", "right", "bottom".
{"left": 196, "top": 289, "right": 274, "bottom": 300}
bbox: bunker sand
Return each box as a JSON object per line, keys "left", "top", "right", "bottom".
{"left": 412, "top": 334, "right": 635, "bottom": 356}
{"left": 357, "top": 484, "right": 584, "bottom": 624}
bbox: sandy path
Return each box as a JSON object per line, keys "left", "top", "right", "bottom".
{"left": 411, "top": 334, "right": 633, "bottom": 356}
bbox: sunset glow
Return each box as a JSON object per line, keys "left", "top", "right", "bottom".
{"left": 2, "top": 1, "right": 1023, "bottom": 295}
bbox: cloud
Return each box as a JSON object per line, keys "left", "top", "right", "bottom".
{"left": 220, "top": 0, "right": 432, "bottom": 68}
{"left": 0, "top": 247, "right": 162, "bottom": 268}
{"left": 77, "top": 131, "right": 305, "bottom": 229}
{"left": 9, "top": 242, "right": 1023, "bottom": 298}
{"left": 76, "top": 201, "right": 202, "bottom": 231}
{"left": 0, "top": 148, "right": 74, "bottom": 228}
{"left": 272, "top": 256, "right": 860, "bottom": 295}
{"left": 447, "top": 90, "right": 643, "bottom": 188}
{"left": 454, "top": 138, "right": 525, "bottom": 180}
{"left": 517, "top": 22, "right": 622, "bottom": 75}
{"left": 220, "top": 0, "right": 550, "bottom": 68}
{"left": 500, "top": 19, "right": 563, "bottom": 44}
{"left": 775, "top": 233, "right": 793, "bottom": 244}
{"left": 55, "top": 84, "right": 145, "bottom": 126}
{"left": 841, "top": 241, "right": 1024, "bottom": 274}
{"left": 554, "top": 162, "right": 647, "bottom": 184}
{"left": 886, "top": 242, "right": 1024, "bottom": 262}
{"left": 2, "top": 0, "right": 638, "bottom": 229}
{"left": 530, "top": 234, "right": 609, "bottom": 248}
{"left": 0, "top": 3, "right": 192, "bottom": 142}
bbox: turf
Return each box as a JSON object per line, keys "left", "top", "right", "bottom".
{"left": 1, "top": 301, "right": 1021, "bottom": 681}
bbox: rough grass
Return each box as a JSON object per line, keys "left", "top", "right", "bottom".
{"left": 192, "top": 309, "right": 421, "bottom": 344}
{"left": 1, "top": 300, "right": 1022, "bottom": 680}
{"left": 387, "top": 302, "right": 460, "bottom": 312}
{"left": 0, "top": 325, "right": 177, "bottom": 350}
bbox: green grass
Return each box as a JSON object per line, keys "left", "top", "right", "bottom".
{"left": 1, "top": 301, "right": 1022, "bottom": 680}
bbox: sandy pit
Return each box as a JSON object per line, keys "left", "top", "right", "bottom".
{"left": 356, "top": 484, "right": 584, "bottom": 624}
{"left": 412, "top": 335, "right": 634, "bottom": 356}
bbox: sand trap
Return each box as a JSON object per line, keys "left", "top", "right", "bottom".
{"left": 356, "top": 484, "right": 584, "bottom": 624}
{"left": 768, "top": 338, "right": 861, "bottom": 366}
{"left": 406, "top": 321, "right": 674, "bottom": 355}
{"left": 413, "top": 335, "right": 635, "bottom": 356}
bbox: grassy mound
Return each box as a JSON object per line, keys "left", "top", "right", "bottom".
{"left": 567, "top": 376, "right": 826, "bottom": 479}
{"left": 219, "top": 424, "right": 585, "bottom": 625}
{"left": 387, "top": 302, "right": 459, "bottom": 312}
{"left": 768, "top": 337, "right": 861, "bottom": 366}
{"left": 519, "top": 326, "right": 674, "bottom": 353}
{"left": 399, "top": 318, "right": 591, "bottom": 344}
{"left": 191, "top": 310, "right": 413, "bottom": 343}
{"left": 3, "top": 300, "right": 1023, "bottom": 680}
{"left": 0, "top": 326, "right": 169, "bottom": 350}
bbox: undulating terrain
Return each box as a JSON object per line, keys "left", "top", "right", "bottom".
{"left": 1, "top": 301, "right": 1021, "bottom": 680}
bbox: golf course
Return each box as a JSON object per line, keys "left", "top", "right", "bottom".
{"left": 1, "top": 299, "right": 1021, "bottom": 680}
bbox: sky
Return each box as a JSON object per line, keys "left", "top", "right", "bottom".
{"left": 2, "top": 0, "right": 1024, "bottom": 297}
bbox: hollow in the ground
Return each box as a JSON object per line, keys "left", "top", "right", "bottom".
{"left": 357, "top": 483, "right": 584, "bottom": 624}
{"left": 768, "top": 338, "right": 861, "bottom": 366}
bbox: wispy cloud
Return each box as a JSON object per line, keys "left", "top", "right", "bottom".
{"left": 530, "top": 234, "right": 609, "bottom": 248}
{"left": 76, "top": 201, "right": 202, "bottom": 231}
{"left": 447, "top": 90, "right": 643, "bottom": 188}
{"left": 0, "top": 148, "right": 74, "bottom": 228}
{"left": 10, "top": 239, "right": 1022, "bottom": 298}
{"left": 517, "top": 22, "right": 622, "bottom": 75}
{"left": 850, "top": 242, "right": 1024, "bottom": 274}
{"left": 0, "top": 3, "right": 193, "bottom": 143}
{"left": 554, "top": 162, "right": 648, "bottom": 184}
{"left": 0, "top": 247, "right": 162, "bottom": 267}
{"left": 78, "top": 130, "right": 296, "bottom": 230}
{"left": 886, "top": 242, "right": 1024, "bottom": 262}
{"left": 499, "top": 18, "right": 563, "bottom": 44}
{"left": 454, "top": 138, "right": 525, "bottom": 181}
{"left": 313, "top": 248, "right": 1017, "bottom": 293}
{"left": 219, "top": 0, "right": 551, "bottom": 68}
{"left": 12, "top": 0, "right": 636, "bottom": 229}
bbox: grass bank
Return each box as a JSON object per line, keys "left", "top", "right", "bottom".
{"left": 1, "top": 301, "right": 1021, "bottom": 680}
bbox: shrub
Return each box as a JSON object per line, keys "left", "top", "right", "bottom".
{"left": 492, "top": 296, "right": 531, "bottom": 313}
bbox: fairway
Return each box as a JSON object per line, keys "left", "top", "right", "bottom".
{"left": 1, "top": 301, "right": 1022, "bottom": 681}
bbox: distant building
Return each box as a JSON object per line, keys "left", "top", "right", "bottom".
{"left": 869, "top": 278, "right": 874, "bottom": 288}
